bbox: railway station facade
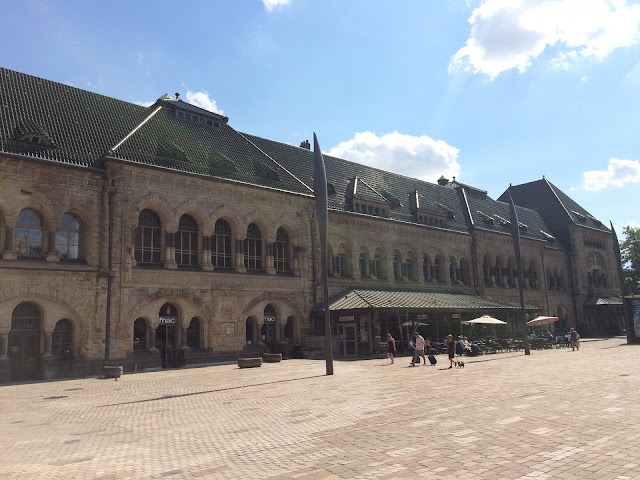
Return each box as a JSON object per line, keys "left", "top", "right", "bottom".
{"left": 0, "top": 67, "right": 624, "bottom": 381}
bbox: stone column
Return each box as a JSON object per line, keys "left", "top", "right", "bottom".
{"left": 2, "top": 225, "right": 16, "bottom": 260}
{"left": 351, "top": 252, "right": 362, "bottom": 280}
{"left": 44, "top": 331, "right": 53, "bottom": 356}
{"left": 235, "top": 238, "right": 246, "bottom": 273}
{"left": 201, "top": 234, "right": 213, "bottom": 271}
{"left": 292, "top": 246, "right": 301, "bottom": 277}
{"left": 164, "top": 231, "right": 177, "bottom": 269}
{"left": 265, "top": 241, "right": 276, "bottom": 275}
{"left": 46, "top": 229, "right": 60, "bottom": 262}
{"left": 0, "top": 333, "right": 8, "bottom": 357}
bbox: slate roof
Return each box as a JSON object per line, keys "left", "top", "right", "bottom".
{"left": 327, "top": 288, "right": 541, "bottom": 312}
{"left": 245, "top": 134, "right": 471, "bottom": 233}
{"left": 0, "top": 67, "right": 603, "bottom": 250}
{"left": 498, "top": 179, "right": 609, "bottom": 246}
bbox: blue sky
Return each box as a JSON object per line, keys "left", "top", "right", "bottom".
{"left": 2, "top": 0, "right": 639, "bottom": 234}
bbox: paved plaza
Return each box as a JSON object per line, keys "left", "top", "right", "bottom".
{"left": 1, "top": 337, "right": 639, "bottom": 480}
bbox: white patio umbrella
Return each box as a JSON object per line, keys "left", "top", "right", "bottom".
{"left": 526, "top": 316, "right": 560, "bottom": 327}
{"left": 467, "top": 315, "right": 507, "bottom": 325}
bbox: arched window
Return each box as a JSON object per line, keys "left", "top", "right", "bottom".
{"left": 16, "top": 209, "right": 43, "bottom": 258}
{"left": 133, "top": 318, "right": 147, "bottom": 351}
{"left": 56, "top": 213, "right": 80, "bottom": 260}
{"left": 212, "top": 219, "right": 233, "bottom": 269}
{"left": 244, "top": 223, "right": 263, "bottom": 271}
{"left": 402, "top": 255, "right": 413, "bottom": 280}
{"left": 393, "top": 254, "right": 401, "bottom": 279}
{"left": 433, "top": 257, "right": 441, "bottom": 282}
{"left": 274, "top": 227, "right": 291, "bottom": 273}
{"left": 11, "top": 302, "right": 41, "bottom": 330}
{"left": 176, "top": 214, "right": 198, "bottom": 267}
{"left": 135, "top": 209, "right": 162, "bottom": 265}
{"left": 359, "top": 253, "right": 368, "bottom": 277}
{"left": 372, "top": 252, "right": 382, "bottom": 278}
{"left": 186, "top": 318, "right": 201, "bottom": 348}
{"left": 52, "top": 319, "right": 74, "bottom": 356}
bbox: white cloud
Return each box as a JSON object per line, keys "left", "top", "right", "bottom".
{"left": 263, "top": 0, "right": 290, "bottom": 12}
{"left": 184, "top": 90, "right": 224, "bottom": 115}
{"left": 133, "top": 100, "right": 154, "bottom": 107}
{"left": 582, "top": 158, "right": 640, "bottom": 191}
{"left": 328, "top": 131, "right": 461, "bottom": 183}
{"left": 450, "top": 0, "right": 640, "bottom": 80}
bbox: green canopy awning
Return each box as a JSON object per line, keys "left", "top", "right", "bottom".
{"left": 323, "top": 288, "right": 541, "bottom": 313}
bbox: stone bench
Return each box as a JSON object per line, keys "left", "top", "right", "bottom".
{"left": 238, "top": 357, "right": 262, "bottom": 368}
{"left": 262, "top": 353, "right": 282, "bottom": 363}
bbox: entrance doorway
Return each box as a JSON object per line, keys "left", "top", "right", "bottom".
{"left": 156, "top": 303, "right": 178, "bottom": 368}
{"left": 338, "top": 323, "right": 357, "bottom": 356}
{"left": 9, "top": 302, "right": 42, "bottom": 381}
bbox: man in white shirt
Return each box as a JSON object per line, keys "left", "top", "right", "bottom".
{"left": 411, "top": 333, "right": 427, "bottom": 366}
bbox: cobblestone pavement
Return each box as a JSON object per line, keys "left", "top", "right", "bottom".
{"left": 1, "top": 338, "right": 639, "bottom": 480}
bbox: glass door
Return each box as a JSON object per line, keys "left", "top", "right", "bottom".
{"left": 338, "top": 323, "right": 357, "bottom": 356}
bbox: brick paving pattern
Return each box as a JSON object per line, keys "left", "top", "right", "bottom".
{"left": 1, "top": 338, "right": 639, "bottom": 480}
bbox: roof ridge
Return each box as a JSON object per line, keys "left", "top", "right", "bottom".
{"left": 236, "top": 131, "right": 313, "bottom": 194}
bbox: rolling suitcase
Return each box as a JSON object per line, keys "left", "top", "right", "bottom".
{"left": 428, "top": 354, "right": 437, "bottom": 365}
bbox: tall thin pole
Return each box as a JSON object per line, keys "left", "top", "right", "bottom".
{"left": 611, "top": 222, "right": 632, "bottom": 343}
{"left": 508, "top": 189, "right": 531, "bottom": 355}
{"left": 314, "top": 134, "right": 334, "bottom": 375}
{"left": 104, "top": 188, "right": 114, "bottom": 362}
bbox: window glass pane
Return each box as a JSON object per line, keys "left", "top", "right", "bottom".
{"left": 18, "top": 209, "right": 41, "bottom": 226}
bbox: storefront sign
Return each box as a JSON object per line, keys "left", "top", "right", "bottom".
{"left": 159, "top": 316, "right": 177, "bottom": 325}
{"left": 339, "top": 315, "right": 355, "bottom": 322}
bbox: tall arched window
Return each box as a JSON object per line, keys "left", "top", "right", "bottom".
{"left": 244, "top": 223, "right": 263, "bottom": 271}
{"left": 16, "top": 209, "right": 43, "bottom": 258}
{"left": 56, "top": 213, "right": 80, "bottom": 260}
{"left": 52, "top": 319, "right": 74, "bottom": 356}
{"left": 135, "top": 209, "right": 162, "bottom": 265}
{"left": 359, "top": 253, "right": 368, "bottom": 277}
{"left": 274, "top": 227, "right": 290, "bottom": 273}
{"left": 393, "top": 254, "right": 401, "bottom": 279}
{"left": 212, "top": 219, "right": 233, "bottom": 269}
{"left": 176, "top": 214, "right": 198, "bottom": 267}
{"left": 372, "top": 252, "right": 382, "bottom": 278}
{"left": 433, "top": 257, "right": 441, "bottom": 282}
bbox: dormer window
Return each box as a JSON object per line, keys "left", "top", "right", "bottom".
{"left": 176, "top": 109, "right": 220, "bottom": 128}
{"left": 254, "top": 161, "right": 279, "bottom": 181}
{"left": 20, "top": 134, "right": 51, "bottom": 146}
{"left": 571, "top": 210, "right": 587, "bottom": 222}
{"left": 540, "top": 230, "right": 555, "bottom": 244}
{"left": 476, "top": 210, "right": 495, "bottom": 225}
{"left": 157, "top": 140, "right": 187, "bottom": 162}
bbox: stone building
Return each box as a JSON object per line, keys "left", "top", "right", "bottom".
{"left": 0, "top": 68, "right": 624, "bottom": 382}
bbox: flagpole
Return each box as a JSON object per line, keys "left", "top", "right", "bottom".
{"left": 314, "top": 133, "right": 334, "bottom": 375}
{"left": 508, "top": 189, "right": 531, "bottom": 355}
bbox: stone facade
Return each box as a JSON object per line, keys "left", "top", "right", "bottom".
{"left": 0, "top": 68, "right": 624, "bottom": 382}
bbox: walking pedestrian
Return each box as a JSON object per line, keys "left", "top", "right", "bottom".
{"left": 411, "top": 332, "right": 427, "bottom": 366}
{"left": 570, "top": 327, "right": 580, "bottom": 351}
{"left": 386, "top": 333, "right": 396, "bottom": 364}
{"left": 446, "top": 334, "right": 455, "bottom": 369}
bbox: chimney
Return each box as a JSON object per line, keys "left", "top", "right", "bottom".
{"left": 300, "top": 139, "right": 310, "bottom": 150}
